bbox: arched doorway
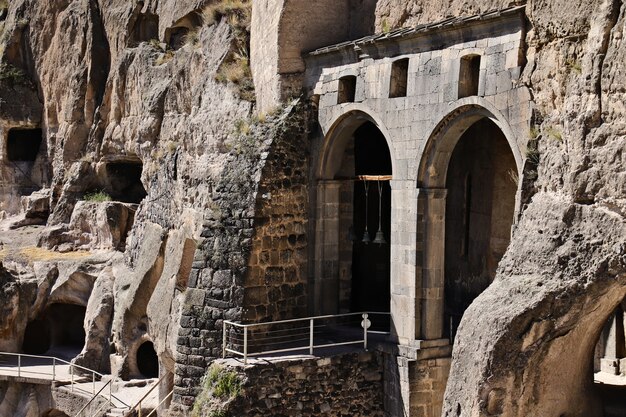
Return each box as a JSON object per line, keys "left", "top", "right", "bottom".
{"left": 315, "top": 113, "right": 393, "bottom": 316}
{"left": 443, "top": 118, "right": 518, "bottom": 340}
{"left": 416, "top": 104, "right": 522, "bottom": 341}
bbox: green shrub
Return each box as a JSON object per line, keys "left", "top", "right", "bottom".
{"left": 83, "top": 190, "right": 111, "bottom": 202}
{"left": 0, "top": 62, "right": 27, "bottom": 86}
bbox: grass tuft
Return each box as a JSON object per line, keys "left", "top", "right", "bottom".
{"left": 83, "top": 190, "right": 111, "bottom": 202}
{"left": 205, "top": 0, "right": 254, "bottom": 102}
{"left": 0, "top": 246, "right": 91, "bottom": 263}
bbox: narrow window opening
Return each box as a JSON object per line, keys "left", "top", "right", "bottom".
{"left": 7, "top": 128, "right": 42, "bottom": 161}
{"left": 458, "top": 55, "right": 481, "bottom": 98}
{"left": 337, "top": 76, "right": 357, "bottom": 104}
{"left": 389, "top": 58, "right": 409, "bottom": 98}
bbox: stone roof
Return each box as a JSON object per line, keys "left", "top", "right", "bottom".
{"left": 308, "top": 5, "right": 526, "bottom": 56}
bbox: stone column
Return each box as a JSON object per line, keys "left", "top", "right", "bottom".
{"left": 417, "top": 188, "right": 447, "bottom": 341}
{"left": 389, "top": 179, "right": 419, "bottom": 344}
{"left": 314, "top": 181, "right": 341, "bottom": 315}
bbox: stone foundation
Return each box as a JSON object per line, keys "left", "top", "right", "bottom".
{"left": 209, "top": 351, "right": 386, "bottom": 416}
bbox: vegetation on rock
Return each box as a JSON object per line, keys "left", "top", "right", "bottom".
{"left": 83, "top": 191, "right": 112, "bottom": 202}
{"left": 204, "top": 0, "right": 254, "bottom": 102}
{"left": 191, "top": 363, "right": 242, "bottom": 417}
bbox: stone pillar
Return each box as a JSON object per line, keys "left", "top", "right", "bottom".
{"left": 417, "top": 188, "right": 447, "bottom": 340}
{"left": 314, "top": 181, "right": 342, "bottom": 314}
{"left": 389, "top": 180, "right": 419, "bottom": 344}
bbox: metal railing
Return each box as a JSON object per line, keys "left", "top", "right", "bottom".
{"left": 0, "top": 352, "right": 130, "bottom": 416}
{"left": 124, "top": 372, "right": 172, "bottom": 417}
{"left": 74, "top": 379, "right": 118, "bottom": 417}
{"left": 223, "top": 312, "right": 390, "bottom": 364}
{"left": 0, "top": 352, "right": 101, "bottom": 394}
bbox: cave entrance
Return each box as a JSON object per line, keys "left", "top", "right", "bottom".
{"left": 105, "top": 161, "right": 147, "bottom": 204}
{"left": 130, "top": 13, "right": 159, "bottom": 46}
{"left": 315, "top": 115, "right": 392, "bottom": 318}
{"left": 6, "top": 128, "right": 42, "bottom": 161}
{"left": 22, "top": 304, "right": 86, "bottom": 357}
{"left": 594, "top": 299, "right": 626, "bottom": 417}
{"left": 443, "top": 118, "right": 518, "bottom": 341}
{"left": 137, "top": 341, "right": 159, "bottom": 378}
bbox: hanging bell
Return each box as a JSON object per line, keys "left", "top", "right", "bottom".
{"left": 362, "top": 230, "right": 371, "bottom": 243}
{"left": 373, "top": 229, "right": 387, "bottom": 245}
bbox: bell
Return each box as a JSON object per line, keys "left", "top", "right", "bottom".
{"left": 373, "top": 229, "right": 387, "bottom": 245}
{"left": 362, "top": 230, "right": 371, "bottom": 244}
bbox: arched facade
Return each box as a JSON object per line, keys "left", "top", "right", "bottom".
{"left": 304, "top": 7, "right": 531, "bottom": 416}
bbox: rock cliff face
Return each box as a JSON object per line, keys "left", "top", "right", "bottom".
{"left": 373, "top": 1, "right": 626, "bottom": 416}
{"left": 0, "top": 0, "right": 624, "bottom": 416}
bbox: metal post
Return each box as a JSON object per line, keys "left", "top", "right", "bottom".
{"left": 109, "top": 380, "right": 112, "bottom": 405}
{"left": 222, "top": 321, "right": 227, "bottom": 358}
{"left": 52, "top": 358, "right": 56, "bottom": 381}
{"left": 309, "top": 318, "right": 314, "bottom": 355}
{"left": 71, "top": 365, "right": 74, "bottom": 392}
{"left": 92, "top": 372, "right": 95, "bottom": 394}
{"left": 17, "top": 355, "right": 20, "bottom": 377}
{"left": 243, "top": 326, "right": 248, "bottom": 365}
{"left": 363, "top": 313, "right": 368, "bottom": 350}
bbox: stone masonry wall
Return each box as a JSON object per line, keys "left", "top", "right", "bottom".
{"left": 243, "top": 107, "right": 310, "bottom": 323}
{"left": 171, "top": 101, "right": 311, "bottom": 413}
{"left": 218, "top": 351, "right": 386, "bottom": 417}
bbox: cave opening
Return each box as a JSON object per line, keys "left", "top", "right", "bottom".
{"left": 22, "top": 304, "right": 86, "bottom": 356}
{"left": 167, "top": 26, "right": 189, "bottom": 50}
{"left": 444, "top": 118, "right": 517, "bottom": 341}
{"left": 130, "top": 13, "right": 159, "bottom": 46}
{"left": 137, "top": 341, "right": 159, "bottom": 378}
{"left": 105, "top": 161, "right": 147, "bottom": 204}
{"left": 7, "top": 128, "right": 42, "bottom": 161}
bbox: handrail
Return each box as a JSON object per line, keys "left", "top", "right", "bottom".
{"left": 224, "top": 311, "right": 389, "bottom": 328}
{"left": 74, "top": 379, "right": 112, "bottom": 417}
{"left": 124, "top": 372, "right": 171, "bottom": 417}
{"left": 0, "top": 351, "right": 131, "bottom": 416}
{"left": 145, "top": 389, "right": 174, "bottom": 417}
{"left": 223, "top": 312, "right": 390, "bottom": 364}
{"left": 0, "top": 351, "right": 104, "bottom": 378}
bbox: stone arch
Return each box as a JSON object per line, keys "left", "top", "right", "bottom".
{"left": 318, "top": 108, "right": 395, "bottom": 180}
{"left": 417, "top": 100, "right": 523, "bottom": 189}
{"left": 313, "top": 109, "right": 394, "bottom": 316}
{"left": 414, "top": 101, "right": 523, "bottom": 340}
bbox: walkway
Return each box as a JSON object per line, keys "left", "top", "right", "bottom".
{"left": 0, "top": 352, "right": 160, "bottom": 414}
